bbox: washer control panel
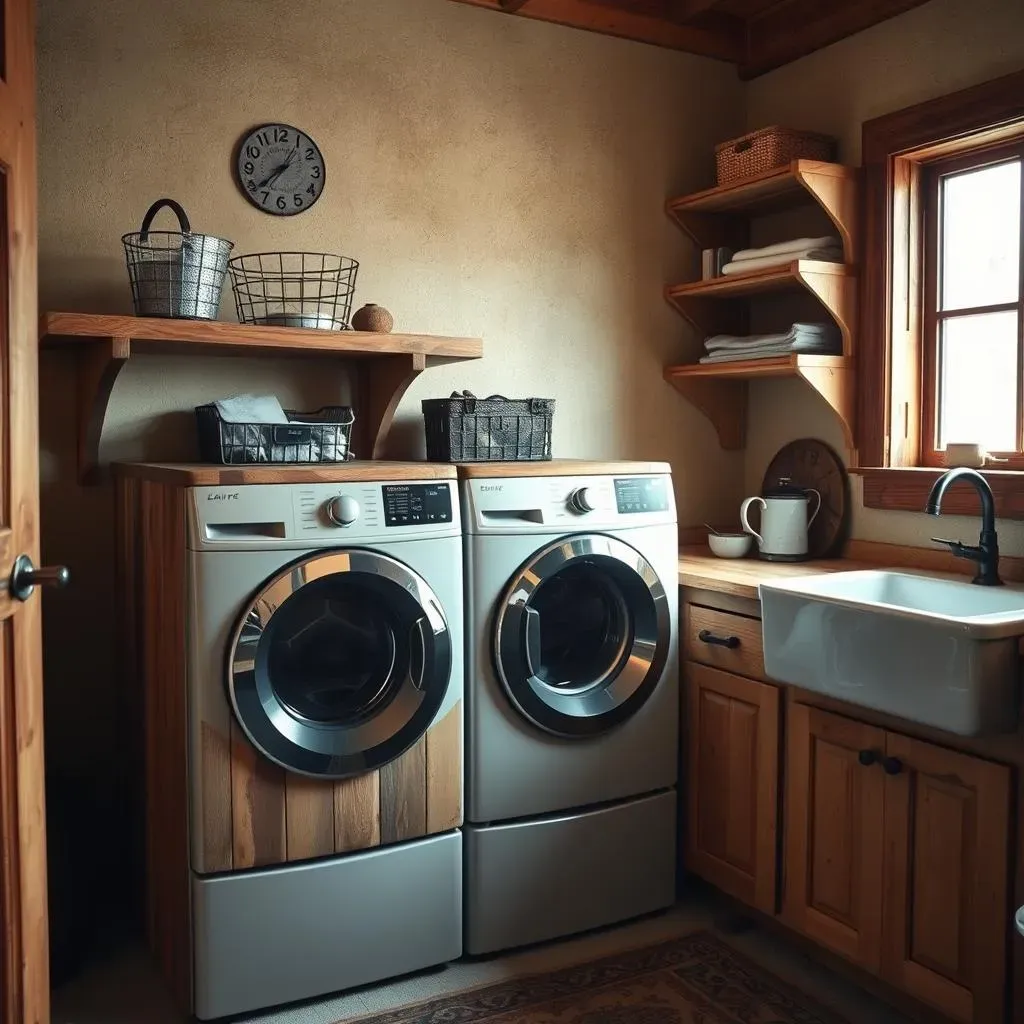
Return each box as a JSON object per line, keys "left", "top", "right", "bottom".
{"left": 614, "top": 476, "right": 670, "bottom": 515}
{"left": 383, "top": 483, "right": 454, "bottom": 527}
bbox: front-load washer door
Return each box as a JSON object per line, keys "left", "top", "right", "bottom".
{"left": 493, "top": 534, "right": 670, "bottom": 738}
{"left": 228, "top": 550, "right": 451, "bottom": 778}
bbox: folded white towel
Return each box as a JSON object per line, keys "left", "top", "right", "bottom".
{"left": 215, "top": 394, "right": 288, "bottom": 424}
{"left": 732, "top": 236, "right": 841, "bottom": 261}
{"left": 721, "top": 247, "right": 843, "bottom": 275}
{"left": 699, "top": 337, "right": 841, "bottom": 364}
{"left": 705, "top": 322, "right": 839, "bottom": 352}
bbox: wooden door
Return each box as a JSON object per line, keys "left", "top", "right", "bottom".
{"left": 881, "top": 733, "right": 1010, "bottom": 1024}
{"left": 783, "top": 703, "right": 885, "bottom": 972}
{"left": 685, "top": 662, "right": 779, "bottom": 913}
{"left": 0, "top": 0, "right": 47, "bottom": 1022}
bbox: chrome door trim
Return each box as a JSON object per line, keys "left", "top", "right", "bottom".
{"left": 228, "top": 549, "right": 451, "bottom": 778}
{"left": 493, "top": 534, "right": 669, "bottom": 738}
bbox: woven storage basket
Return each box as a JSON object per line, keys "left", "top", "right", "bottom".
{"left": 422, "top": 392, "right": 553, "bottom": 462}
{"left": 715, "top": 126, "right": 836, "bottom": 185}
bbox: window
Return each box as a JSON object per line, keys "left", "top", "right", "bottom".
{"left": 858, "top": 69, "right": 1024, "bottom": 516}
{"left": 922, "top": 144, "right": 1024, "bottom": 464}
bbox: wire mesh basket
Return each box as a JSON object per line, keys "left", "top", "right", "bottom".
{"left": 122, "top": 199, "right": 234, "bottom": 320}
{"left": 422, "top": 392, "right": 554, "bottom": 462}
{"left": 195, "top": 404, "right": 355, "bottom": 464}
{"left": 228, "top": 252, "right": 360, "bottom": 330}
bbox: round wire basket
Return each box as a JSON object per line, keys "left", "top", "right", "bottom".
{"left": 228, "top": 252, "right": 360, "bottom": 330}
{"left": 122, "top": 198, "right": 234, "bottom": 321}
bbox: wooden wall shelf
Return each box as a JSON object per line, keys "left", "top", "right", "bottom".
{"left": 665, "top": 261, "right": 858, "bottom": 356}
{"left": 664, "top": 355, "right": 855, "bottom": 453}
{"left": 667, "top": 160, "right": 860, "bottom": 263}
{"left": 39, "top": 312, "right": 483, "bottom": 483}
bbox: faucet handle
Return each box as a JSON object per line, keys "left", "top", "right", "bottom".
{"left": 932, "top": 537, "right": 968, "bottom": 555}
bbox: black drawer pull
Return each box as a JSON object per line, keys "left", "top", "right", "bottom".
{"left": 882, "top": 756, "right": 903, "bottom": 776}
{"left": 858, "top": 749, "right": 879, "bottom": 767}
{"left": 698, "top": 629, "right": 740, "bottom": 650}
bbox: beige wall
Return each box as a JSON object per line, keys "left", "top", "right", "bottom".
{"left": 743, "top": 0, "right": 1024, "bottom": 551}
{"left": 36, "top": 0, "right": 744, "bottom": 779}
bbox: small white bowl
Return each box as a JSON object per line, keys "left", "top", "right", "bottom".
{"left": 708, "top": 532, "right": 753, "bottom": 559}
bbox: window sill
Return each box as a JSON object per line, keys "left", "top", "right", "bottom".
{"left": 853, "top": 467, "right": 1024, "bottom": 519}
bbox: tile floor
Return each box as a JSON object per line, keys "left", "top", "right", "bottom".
{"left": 52, "top": 888, "right": 913, "bottom": 1023}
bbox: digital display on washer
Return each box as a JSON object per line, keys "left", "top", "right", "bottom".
{"left": 382, "top": 484, "right": 453, "bottom": 526}
{"left": 614, "top": 476, "right": 669, "bottom": 514}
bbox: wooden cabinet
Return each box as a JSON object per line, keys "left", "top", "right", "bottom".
{"left": 784, "top": 703, "right": 1011, "bottom": 1024}
{"left": 685, "top": 662, "right": 780, "bottom": 913}
{"left": 881, "top": 732, "right": 1010, "bottom": 1024}
{"left": 783, "top": 704, "right": 886, "bottom": 971}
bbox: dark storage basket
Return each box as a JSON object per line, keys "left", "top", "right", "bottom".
{"left": 423, "top": 392, "right": 553, "bottom": 462}
{"left": 195, "top": 404, "right": 355, "bottom": 465}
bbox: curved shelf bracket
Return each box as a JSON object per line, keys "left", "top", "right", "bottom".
{"left": 664, "top": 372, "right": 747, "bottom": 450}
{"left": 78, "top": 336, "right": 131, "bottom": 484}
{"left": 356, "top": 352, "right": 428, "bottom": 460}
{"left": 795, "top": 267, "right": 858, "bottom": 356}
{"left": 796, "top": 360, "right": 857, "bottom": 457}
{"left": 794, "top": 165, "right": 860, "bottom": 264}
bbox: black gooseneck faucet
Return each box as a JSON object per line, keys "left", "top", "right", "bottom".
{"left": 925, "top": 467, "right": 1002, "bottom": 586}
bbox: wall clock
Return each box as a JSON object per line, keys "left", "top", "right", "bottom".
{"left": 236, "top": 123, "right": 325, "bottom": 216}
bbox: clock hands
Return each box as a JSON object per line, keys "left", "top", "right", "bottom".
{"left": 256, "top": 147, "right": 299, "bottom": 190}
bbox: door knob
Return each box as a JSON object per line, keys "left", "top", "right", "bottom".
{"left": 8, "top": 555, "right": 70, "bottom": 602}
{"left": 858, "top": 749, "right": 879, "bottom": 767}
{"left": 882, "top": 756, "right": 903, "bottom": 776}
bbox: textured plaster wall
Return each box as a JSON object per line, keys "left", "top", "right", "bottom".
{"left": 36, "top": 2, "right": 743, "bottom": 793}
{"left": 743, "top": 0, "right": 1024, "bottom": 550}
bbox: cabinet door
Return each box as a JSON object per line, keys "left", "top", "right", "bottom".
{"left": 882, "top": 733, "right": 1010, "bottom": 1024}
{"left": 783, "top": 704, "right": 886, "bottom": 972}
{"left": 685, "top": 663, "right": 779, "bottom": 913}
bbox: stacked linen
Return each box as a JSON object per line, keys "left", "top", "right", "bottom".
{"left": 721, "top": 236, "right": 843, "bottom": 276}
{"left": 699, "top": 322, "right": 841, "bottom": 364}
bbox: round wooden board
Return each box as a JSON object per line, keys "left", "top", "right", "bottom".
{"left": 761, "top": 438, "right": 849, "bottom": 558}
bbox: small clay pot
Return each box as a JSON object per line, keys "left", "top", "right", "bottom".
{"left": 351, "top": 303, "right": 394, "bottom": 333}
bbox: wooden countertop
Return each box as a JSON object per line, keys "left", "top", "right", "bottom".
{"left": 113, "top": 461, "right": 458, "bottom": 486}
{"left": 678, "top": 546, "right": 864, "bottom": 600}
{"left": 679, "top": 540, "right": 1024, "bottom": 599}
{"left": 458, "top": 460, "right": 671, "bottom": 478}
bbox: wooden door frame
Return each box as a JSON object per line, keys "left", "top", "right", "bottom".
{"left": 0, "top": 0, "right": 48, "bottom": 1021}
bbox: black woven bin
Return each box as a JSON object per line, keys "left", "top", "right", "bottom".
{"left": 423, "top": 392, "right": 553, "bottom": 463}
{"left": 195, "top": 404, "right": 354, "bottom": 465}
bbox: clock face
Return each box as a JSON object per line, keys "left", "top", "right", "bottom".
{"left": 236, "top": 123, "right": 324, "bottom": 216}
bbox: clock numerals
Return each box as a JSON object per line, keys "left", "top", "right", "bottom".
{"left": 238, "top": 124, "right": 323, "bottom": 215}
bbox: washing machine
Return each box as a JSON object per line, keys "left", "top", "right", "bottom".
{"left": 461, "top": 461, "right": 679, "bottom": 954}
{"left": 182, "top": 466, "right": 464, "bottom": 1018}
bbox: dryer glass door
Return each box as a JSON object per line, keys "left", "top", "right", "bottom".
{"left": 493, "top": 534, "right": 669, "bottom": 737}
{"left": 228, "top": 550, "right": 451, "bottom": 778}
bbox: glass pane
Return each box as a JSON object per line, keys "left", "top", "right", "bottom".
{"left": 938, "top": 310, "right": 1019, "bottom": 451}
{"left": 265, "top": 575, "right": 409, "bottom": 724}
{"left": 531, "top": 563, "right": 629, "bottom": 689}
{"left": 941, "top": 159, "right": 1020, "bottom": 311}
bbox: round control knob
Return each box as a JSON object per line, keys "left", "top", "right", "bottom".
{"left": 568, "top": 487, "right": 596, "bottom": 515}
{"left": 326, "top": 495, "right": 361, "bottom": 527}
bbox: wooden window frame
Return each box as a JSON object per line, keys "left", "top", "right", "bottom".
{"left": 921, "top": 140, "right": 1024, "bottom": 468}
{"left": 858, "top": 69, "right": 1024, "bottom": 518}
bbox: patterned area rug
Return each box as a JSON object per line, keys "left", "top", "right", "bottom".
{"left": 350, "top": 931, "right": 850, "bottom": 1023}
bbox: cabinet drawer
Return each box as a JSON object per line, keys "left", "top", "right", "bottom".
{"left": 684, "top": 604, "right": 765, "bottom": 680}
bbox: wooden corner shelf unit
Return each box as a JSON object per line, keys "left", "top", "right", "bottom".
{"left": 663, "top": 161, "right": 860, "bottom": 457}
{"left": 39, "top": 312, "right": 483, "bottom": 483}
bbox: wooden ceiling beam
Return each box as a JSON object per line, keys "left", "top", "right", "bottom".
{"left": 673, "top": 0, "right": 724, "bottom": 21}
{"left": 742, "top": 0, "right": 937, "bottom": 79}
{"left": 449, "top": 0, "right": 743, "bottom": 61}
